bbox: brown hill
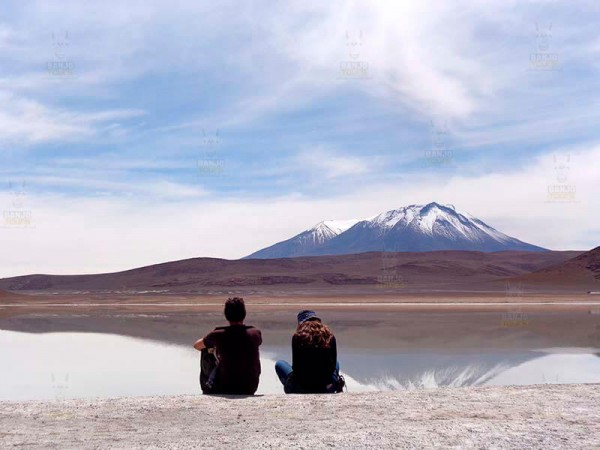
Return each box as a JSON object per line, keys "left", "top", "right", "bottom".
{"left": 0, "top": 250, "right": 584, "bottom": 294}
{"left": 514, "top": 246, "right": 600, "bottom": 290}
{"left": 0, "top": 289, "right": 29, "bottom": 303}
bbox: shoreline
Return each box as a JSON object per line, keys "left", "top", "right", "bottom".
{"left": 2, "top": 384, "right": 598, "bottom": 449}
{"left": 2, "top": 293, "right": 600, "bottom": 351}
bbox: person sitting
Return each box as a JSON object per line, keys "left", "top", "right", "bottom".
{"left": 275, "top": 310, "right": 344, "bottom": 394}
{"left": 193, "top": 297, "right": 262, "bottom": 395}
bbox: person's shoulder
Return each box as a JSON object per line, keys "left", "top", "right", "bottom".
{"left": 203, "top": 326, "right": 226, "bottom": 346}
{"left": 246, "top": 326, "right": 261, "bottom": 335}
{"left": 206, "top": 326, "right": 227, "bottom": 337}
{"left": 245, "top": 326, "right": 262, "bottom": 344}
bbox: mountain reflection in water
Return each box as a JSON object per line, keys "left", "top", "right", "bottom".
{"left": 1, "top": 331, "right": 599, "bottom": 400}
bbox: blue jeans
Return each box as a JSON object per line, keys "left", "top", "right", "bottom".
{"left": 275, "top": 360, "right": 293, "bottom": 386}
{"left": 275, "top": 360, "right": 340, "bottom": 393}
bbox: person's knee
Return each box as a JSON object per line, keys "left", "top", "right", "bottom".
{"left": 275, "top": 360, "right": 290, "bottom": 376}
{"left": 275, "top": 359, "right": 290, "bottom": 370}
{"left": 275, "top": 360, "right": 284, "bottom": 373}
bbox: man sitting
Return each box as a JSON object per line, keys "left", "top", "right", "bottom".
{"left": 193, "top": 297, "right": 262, "bottom": 395}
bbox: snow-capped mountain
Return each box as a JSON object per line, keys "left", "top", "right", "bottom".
{"left": 244, "top": 202, "right": 547, "bottom": 259}
{"left": 244, "top": 219, "right": 360, "bottom": 259}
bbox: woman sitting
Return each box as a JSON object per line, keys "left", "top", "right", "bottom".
{"left": 275, "top": 310, "right": 344, "bottom": 394}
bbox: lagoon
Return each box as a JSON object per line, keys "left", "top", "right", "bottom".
{"left": 2, "top": 330, "right": 599, "bottom": 401}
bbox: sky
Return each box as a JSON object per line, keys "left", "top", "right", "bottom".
{"left": 0, "top": 1, "right": 599, "bottom": 277}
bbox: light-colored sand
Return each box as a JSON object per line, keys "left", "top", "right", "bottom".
{"left": 1, "top": 384, "right": 598, "bottom": 449}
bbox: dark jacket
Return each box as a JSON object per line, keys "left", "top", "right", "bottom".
{"left": 290, "top": 334, "right": 337, "bottom": 393}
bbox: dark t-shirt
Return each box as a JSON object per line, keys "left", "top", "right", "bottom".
{"left": 292, "top": 335, "right": 337, "bottom": 392}
{"left": 203, "top": 325, "right": 262, "bottom": 395}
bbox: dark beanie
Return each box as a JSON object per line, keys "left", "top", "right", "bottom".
{"left": 297, "top": 310, "right": 320, "bottom": 324}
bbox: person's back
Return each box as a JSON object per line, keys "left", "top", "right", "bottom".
{"left": 193, "top": 297, "right": 262, "bottom": 395}
{"left": 292, "top": 333, "right": 337, "bottom": 392}
{"left": 204, "top": 324, "right": 262, "bottom": 395}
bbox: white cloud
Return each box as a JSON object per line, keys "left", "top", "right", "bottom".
{"left": 295, "top": 147, "right": 372, "bottom": 179}
{"left": 4, "top": 175, "right": 207, "bottom": 200}
{"left": 0, "top": 90, "right": 146, "bottom": 145}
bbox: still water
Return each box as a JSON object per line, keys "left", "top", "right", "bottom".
{"left": 1, "top": 330, "right": 599, "bottom": 400}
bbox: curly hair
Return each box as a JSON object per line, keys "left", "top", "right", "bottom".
{"left": 294, "top": 320, "right": 334, "bottom": 348}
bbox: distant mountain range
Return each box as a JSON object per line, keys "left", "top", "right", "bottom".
{"left": 245, "top": 202, "right": 547, "bottom": 259}
{"left": 0, "top": 250, "right": 585, "bottom": 294}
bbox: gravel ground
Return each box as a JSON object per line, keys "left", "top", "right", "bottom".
{"left": 1, "top": 384, "right": 599, "bottom": 449}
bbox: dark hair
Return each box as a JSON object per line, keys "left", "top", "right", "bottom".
{"left": 224, "top": 297, "right": 246, "bottom": 322}
{"left": 294, "top": 320, "right": 333, "bottom": 348}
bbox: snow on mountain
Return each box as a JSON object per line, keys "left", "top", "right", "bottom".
{"left": 303, "top": 219, "right": 360, "bottom": 245}
{"left": 244, "top": 218, "right": 360, "bottom": 259}
{"left": 321, "top": 219, "right": 361, "bottom": 235}
{"left": 244, "top": 202, "right": 547, "bottom": 259}
{"left": 370, "top": 205, "right": 421, "bottom": 229}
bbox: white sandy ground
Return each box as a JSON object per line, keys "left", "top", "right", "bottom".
{"left": 1, "top": 384, "right": 599, "bottom": 449}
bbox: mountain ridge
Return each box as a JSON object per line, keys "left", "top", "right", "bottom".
{"left": 246, "top": 202, "right": 547, "bottom": 259}
{"left": 0, "top": 250, "right": 582, "bottom": 294}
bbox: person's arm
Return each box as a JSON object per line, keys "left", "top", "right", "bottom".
{"left": 291, "top": 334, "right": 298, "bottom": 370}
{"left": 193, "top": 330, "right": 216, "bottom": 351}
{"left": 193, "top": 338, "right": 206, "bottom": 351}
{"left": 329, "top": 335, "right": 338, "bottom": 373}
{"left": 256, "top": 329, "right": 263, "bottom": 346}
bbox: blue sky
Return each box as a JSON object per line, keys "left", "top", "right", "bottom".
{"left": 1, "top": 1, "right": 599, "bottom": 276}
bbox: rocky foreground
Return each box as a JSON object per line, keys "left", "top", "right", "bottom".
{"left": 1, "top": 384, "right": 599, "bottom": 449}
